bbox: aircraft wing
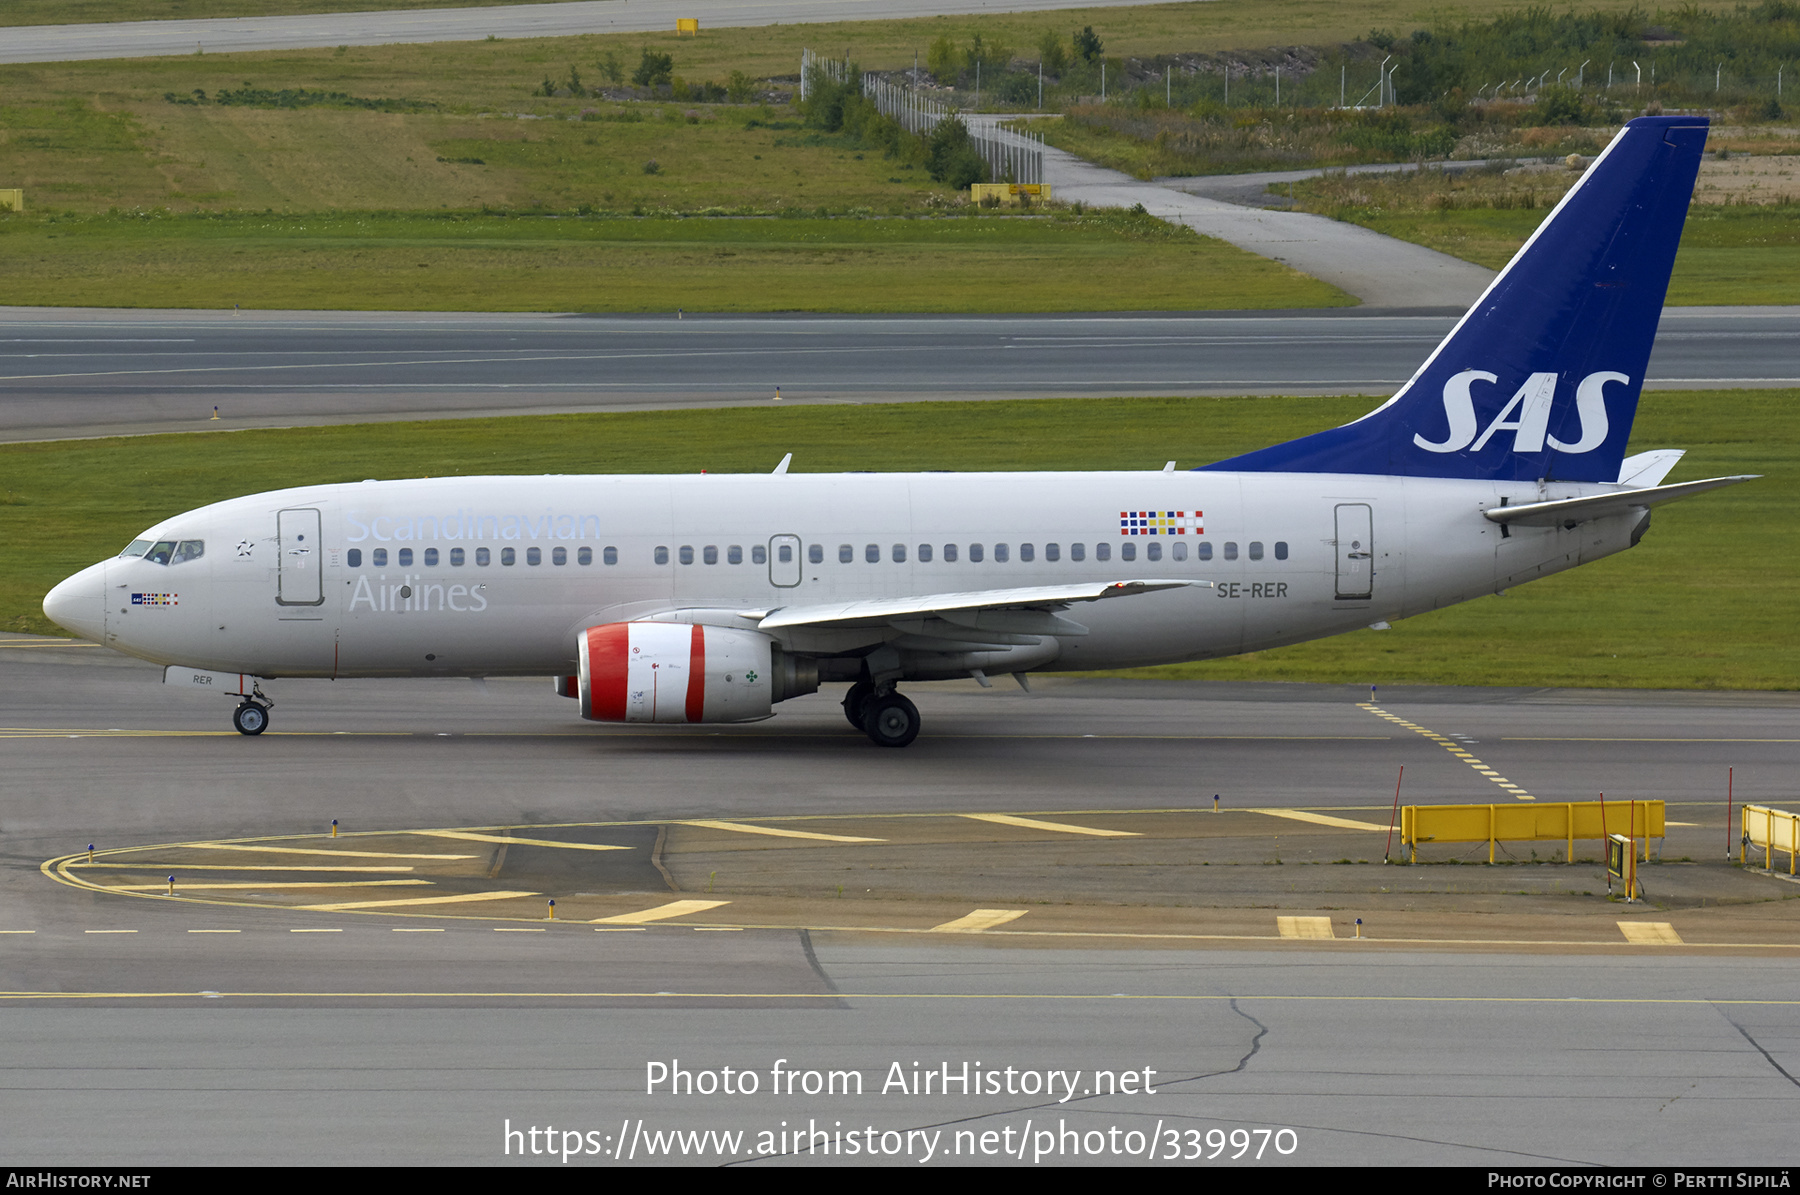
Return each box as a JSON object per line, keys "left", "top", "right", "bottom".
{"left": 752, "top": 580, "right": 1202, "bottom": 638}
{"left": 1484, "top": 475, "right": 1757, "bottom": 528}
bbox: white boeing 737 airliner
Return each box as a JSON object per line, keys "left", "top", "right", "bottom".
{"left": 44, "top": 116, "right": 1752, "bottom": 746}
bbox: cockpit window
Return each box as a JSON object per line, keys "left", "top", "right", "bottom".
{"left": 171, "top": 540, "right": 204, "bottom": 564}
{"left": 121, "top": 540, "right": 152, "bottom": 558}
{"left": 143, "top": 541, "right": 177, "bottom": 565}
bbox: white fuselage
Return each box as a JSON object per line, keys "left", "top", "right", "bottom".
{"left": 56, "top": 470, "right": 1643, "bottom": 683}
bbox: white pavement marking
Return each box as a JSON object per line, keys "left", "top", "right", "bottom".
{"left": 1257, "top": 809, "right": 1390, "bottom": 832}
{"left": 931, "top": 909, "right": 1030, "bottom": 933}
{"left": 961, "top": 813, "right": 1137, "bottom": 837}
{"left": 1277, "top": 916, "right": 1335, "bottom": 940}
{"left": 1618, "top": 921, "right": 1685, "bottom": 944}
{"left": 0, "top": 0, "right": 1177, "bottom": 64}
{"left": 410, "top": 830, "right": 628, "bottom": 851}
{"left": 593, "top": 899, "right": 730, "bottom": 925}
{"left": 678, "top": 819, "right": 884, "bottom": 843}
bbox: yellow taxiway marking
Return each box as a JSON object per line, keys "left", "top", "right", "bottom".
{"left": 73, "top": 863, "right": 416, "bottom": 873}
{"left": 409, "top": 830, "right": 629, "bottom": 852}
{"left": 182, "top": 843, "right": 476, "bottom": 860}
{"left": 1361, "top": 704, "right": 1537, "bottom": 800}
{"left": 104, "top": 880, "right": 431, "bottom": 892}
{"left": 300, "top": 890, "right": 541, "bottom": 912}
{"left": 931, "top": 909, "right": 1030, "bottom": 933}
{"left": 1619, "top": 921, "right": 1685, "bottom": 945}
{"left": 677, "top": 819, "right": 884, "bottom": 843}
{"left": 1257, "top": 809, "right": 1390, "bottom": 832}
{"left": 960, "top": 813, "right": 1137, "bottom": 838}
{"left": 1277, "top": 916, "right": 1336, "bottom": 940}
{"left": 593, "top": 899, "right": 730, "bottom": 925}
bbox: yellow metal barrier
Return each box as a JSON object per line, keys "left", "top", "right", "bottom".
{"left": 1401, "top": 800, "right": 1664, "bottom": 864}
{"left": 969, "top": 183, "right": 1052, "bottom": 207}
{"left": 0, "top": 189, "right": 23, "bottom": 212}
{"left": 1742, "top": 804, "right": 1799, "bottom": 875}
{"left": 676, "top": 17, "right": 699, "bottom": 35}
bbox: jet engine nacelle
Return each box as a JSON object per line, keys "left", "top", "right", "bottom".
{"left": 577, "top": 622, "right": 801, "bottom": 723}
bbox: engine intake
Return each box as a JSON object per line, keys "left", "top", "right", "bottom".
{"left": 577, "top": 622, "right": 811, "bottom": 723}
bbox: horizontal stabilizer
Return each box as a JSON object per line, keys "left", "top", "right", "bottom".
{"left": 757, "top": 580, "right": 1200, "bottom": 632}
{"left": 1484, "top": 475, "right": 1757, "bottom": 528}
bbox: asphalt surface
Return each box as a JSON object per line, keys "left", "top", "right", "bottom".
{"left": 5, "top": 305, "right": 1797, "bottom": 442}
{"left": 3, "top": 635, "right": 1797, "bottom": 1164}
{"left": 0, "top": 0, "right": 1187, "bottom": 64}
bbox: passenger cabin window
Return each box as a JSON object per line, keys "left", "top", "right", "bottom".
{"left": 839, "top": 545, "right": 853, "bottom": 564}
{"left": 892, "top": 543, "right": 906, "bottom": 563}
{"left": 451, "top": 548, "right": 465, "bottom": 566}
{"left": 501, "top": 548, "right": 516, "bottom": 566}
{"left": 917, "top": 543, "right": 933, "bottom": 563}
{"left": 552, "top": 547, "right": 567, "bottom": 566}
{"left": 1095, "top": 543, "right": 1110, "bottom": 562}
{"left": 398, "top": 548, "right": 413, "bottom": 567}
{"left": 969, "top": 543, "right": 984, "bottom": 563}
{"left": 943, "top": 544, "right": 958, "bottom": 562}
{"left": 476, "top": 548, "right": 491, "bottom": 566}
{"left": 703, "top": 545, "right": 718, "bottom": 565}
{"left": 654, "top": 546, "right": 669, "bottom": 565}
{"left": 526, "top": 547, "right": 541, "bottom": 566}
{"left": 1224, "top": 542, "right": 1239, "bottom": 561}
{"left": 809, "top": 544, "right": 823, "bottom": 565}
{"left": 727, "top": 545, "right": 742, "bottom": 565}
{"left": 1146, "top": 543, "right": 1162, "bottom": 562}
{"left": 1197, "top": 541, "right": 1213, "bottom": 561}
{"left": 679, "top": 546, "right": 694, "bottom": 565}
{"left": 1122, "top": 543, "right": 1136, "bottom": 562}
{"left": 577, "top": 547, "right": 591, "bottom": 565}
{"left": 372, "top": 548, "right": 388, "bottom": 567}
{"left": 1071, "top": 543, "right": 1085, "bottom": 562}
{"left": 1172, "top": 542, "right": 1187, "bottom": 562}
{"left": 603, "top": 547, "right": 617, "bottom": 565}
{"left": 348, "top": 548, "right": 362, "bottom": 567}
{"left": 1249, "top": 541, "right": 1264, "bottom": 561}
{"left": 1275, "top": 541, "right": 1289, "bottom": 560}
{"left": 994, "top": 543, "right": 1009, "bottom": 563}
{"left": 752, "top": 545, "right": 767, "bottom": 565}
{"left": 424, "top": 547, "right": 439, "bottom": 567}
{"left": 865, "top": 544, "right": 879, "bottom": 564}
{"left": 1045, "top": 543, "right": 1059, "bottom": 562}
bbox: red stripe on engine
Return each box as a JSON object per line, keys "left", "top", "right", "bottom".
{"left": 585, "top": 624, "right": 629, "bottom": 721}
{"left": 686, "top": 624, "right": 705, "bottom": 723}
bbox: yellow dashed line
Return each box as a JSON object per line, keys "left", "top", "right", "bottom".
{"left": 592, "top": 899, "right": 730, "bottom": 925}
{"left": 931, "top": 909, "right": 1030, "bottom": 932}
{"left": 677, "top": 819, "right": 884, "bottom": 843}
{"left": 1360, "top": 704, "right": 1536, "bottom": 800}
{"left": 960, "top": 813, "right": 1137, "bottom": 838}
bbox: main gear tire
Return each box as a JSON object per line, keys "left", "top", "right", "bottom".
{"left": 862, "top": 692, "right": 920, "bottom": 748}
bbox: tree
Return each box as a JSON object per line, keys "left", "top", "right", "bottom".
{"left": 926, "top": 114, "right": 987, "bottom": 189}
{"left": 1073, "top": 26, "right": 1103, "bottom": 65}
{"left": 1037, "top": 30, "right": 1068, "bottom": 75}
{"left": 632, "top": 48, "right": 674, "bottom": 88}
{"left": 926, "top": 35, "right": 958, "bottom": 84}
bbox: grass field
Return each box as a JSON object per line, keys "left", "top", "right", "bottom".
{"left": 0, "top": 208, "right": 1347, "bottom": 311}
{"left": 1290, "top": 169, "right": 1800, "bottom": 306}
{"left": 9, "top": 389, "right": 1791, "bottom": 689}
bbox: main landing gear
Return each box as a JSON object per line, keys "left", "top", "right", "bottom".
{"left": 843, "top": 681, "right": 921, "bottom": 748}
{"left": 232, "top": 684, "right": 273, "bottom": 736}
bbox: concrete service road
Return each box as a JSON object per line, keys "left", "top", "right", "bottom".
{"left": 3, "top": 635, "right": 1798, "bottom": 1163}
{"left": 3, "top": 305, "right": 1795, "bottom": 442}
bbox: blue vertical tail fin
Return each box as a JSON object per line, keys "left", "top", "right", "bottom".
{"left": 1203, "top": 115, "right": 1708, "bottom": 483}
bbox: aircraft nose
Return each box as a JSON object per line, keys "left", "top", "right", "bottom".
{"left": 44, "top": 562, "right": 107, "bottom": 641}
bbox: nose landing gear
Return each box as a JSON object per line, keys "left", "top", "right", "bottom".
{"left": 231, "top": 682, "right": 273, "bottom": 736}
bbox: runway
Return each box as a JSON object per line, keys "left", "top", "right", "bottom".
{"left": 4, "top": 305, "right": 1798, "bottom": 442}
{"left": 4, "top": 634, "right": 1797, "bottom": 1163}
